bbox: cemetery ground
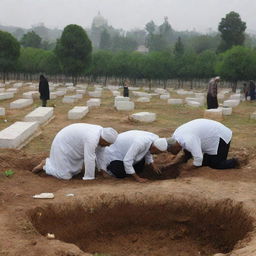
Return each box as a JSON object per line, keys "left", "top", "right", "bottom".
{"left": 0, "top": 83, "right": 256, "bottom": 256}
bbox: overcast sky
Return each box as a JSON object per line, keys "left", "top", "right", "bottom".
{"left": 0, "top": 0, "right": 255, "bottom": 33}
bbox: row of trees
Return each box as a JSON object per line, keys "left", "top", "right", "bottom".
{"left": 1, "top": 12, "right": 255, "bottom": 87}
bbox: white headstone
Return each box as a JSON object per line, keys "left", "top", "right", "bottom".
{"left": 204, "top": 108, "right": 223, "bottom": 121}
{"left": 167, "top": 99, "right": 183, "bottom": 104}
{"left": 76, "top": 89, "right": 86, "bottom": 95}
{"left": 50, "top": 92, "right": 57, "bottom": 99}
{"left": 10, "top": 99, "right": 33, "bottom": 109}
{"left": 68, "top": 106, "right": 89, "bottom": 120}
{"left": 24, "top": 107, "right": 54, "bottom": 124}
{"left": 0, "top": 121, "right": 39, "bottom": 149}
{"left": 0, "top": 107, "right": 5, "bottom": 116}
{"left": 131, "top": 112, "right": 156, "bottom": 122}
{"left": 160, "top": 94, "right": 170, "bottom": 100}
{"left": 22, "top": 91, "right": 39, "bottom": 99}
{"left": 116, "top": 101, "right": 135, "bottom": 111}
{"left": 62, "top": 96, "right": 77, "bottom": 103}
{"left": 56, "top": 90, "right": 66, "bottom": 97}
{"left": 136, "top": 97, "right": 150, "bottom": 102}
{"left": 88, "top": 91, "right": 102, "bottom": 97}
{"left": 13, "top": 83, "right": 23, "bottom": 88}
{"left": 221, "top": 107, "right": 232, "bottom": 116}
{"left": 87, "top": 98, "right": 101, "bottom": 107}
{"left": 186, "top": 101, "right": 200, "bottom": 107}
{"left": 223, "top": 100, "right": 240, "bottom": 107}
{"left": 6, "top": 88, "right": 18, "bottom": 93}
{"left": 0, "top": 92, "right": 14, "bottom": 100}
{"left": 250, "top": 111, "right": 256, "bottom": 120}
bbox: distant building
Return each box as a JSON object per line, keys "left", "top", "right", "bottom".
{"left": 136, "top": 45, "right": 149, "bottom": 53}
{"left": 92, "top": 12, "right": 108, "bottom": 28}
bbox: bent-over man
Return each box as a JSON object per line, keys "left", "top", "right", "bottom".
{"left": 32, "top": 123, "right": 118, "bottom": 180}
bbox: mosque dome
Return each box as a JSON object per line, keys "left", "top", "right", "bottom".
{"left": 92, "top": 12, "right": 108, "bottom": 28}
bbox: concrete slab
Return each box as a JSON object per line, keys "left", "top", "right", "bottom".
{"left": 136, "top": 97, "right": 150, "bottom": 102}
{"left": 68, "top": 106, "right": 89, "bottom": 120}
{"left": 230, "top": 94, "right": 241, "bottom": 100}
{"left": 221, "top": 107, "right": 232, "bottom": 116}
{"left": 56, "top": 90, "right": 66, "bottom": 97}
{"left": 168, "top": 99, "right": 183, "bottom": 104}
{"left": 131, "top": 112, "right": 156, "bottom": 122}
{"left": 23, "top": 91, "right": 39, "bottom": 99}
{"left": 160, "top": 94, "right": 170, "bottom": 99}
{"left": 76, "top": 89, "right": 86, "bottom": 95}
{"left": 250, "top": 112, "right": 256, "bottom": 120}
{"left": 116, "top": 101, "right": 135, "bottom": 111}
{"left": 6, "top": 88, "right": 18, "bottom": 93}
{"left": 0, "top": 92, "right": 14, "bottom": 100}
{"left": 0, "top": 121, "right": 39, "bottom": 149}
{"left": 24, "top": 107, "right": 54, "bottom": 124}
{"left": 223, "top": 100, "right": 240, "bottom": 107}
{"left": 50, "top": 92, "right": 57, "bottom": 99}
{"left": 186, "top": 101, "right": 200, "bottom": 107}
{"left": 204, "top": 108, "right": 223, "bottom": 121}
{"left": 88, "top": 91, "right": 102, "bottom": 97}
{"left": 0, "top": 107, "right": 5, "bottom": 116}
{"left": 10, "top": 99, "right": 33, "bottom": 109}
{"left": 62, "top": 96, "right": 77, "bottom": 103}
{"left": 87, "top": 98, "right": 101, "bottom": 107}
{"left": 112, "top": 91, "right": 121, "bottom": 96}
{"left": 13, "top": 83, "right": 23, "bottom": 88}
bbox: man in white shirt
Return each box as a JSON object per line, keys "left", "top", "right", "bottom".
{"left": 97, "top": 130, "right": 168, "bottom": 183}
{"left": 32, "top": 123, "right": 118, "bottom": 180}
{"left": 166, "top": 119, "right": 239, "bottom": 169}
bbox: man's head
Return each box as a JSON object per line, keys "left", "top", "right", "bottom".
{"left": 166, "top": 137, "right": 182, "bottom": 155}
{"left": 214, "top": 76, "right": 220, "bottom": 82}
{"left": 149, "top": 138, "right": 168, "bottom": 154}
{"left": 99, "top": 127, "right": 118, "bottom": 147}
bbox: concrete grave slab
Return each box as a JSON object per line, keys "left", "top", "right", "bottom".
{"left": 88, "top": 91, "right": 102, "bottom": 97}
{"left": 10, "top": 99, "right": 33, "bottom": 109}
{"left": 186, "top": 101, "right": 200, "bottom": 107}
{"left": 168, "top": 99, "right": 183, "bottom": 104}
{"left": 136, "top": 97, "right": 150, "bottom": 102}
{"left": 87, "top": 98, "right": 101, "bottom": 107}
{"left": 0, "top": 107, "right": 5, "bottom": 116}
{"left": 24, "top": 107, "right": 54, "bottom": 124}
{"left": 131, "top": 112, "right": 156, "bottom": 122}
{"left": 116, "top": 101, "right": 135, "bottom": 111}
{"left": 68, "top": 106, "right": 89, "bottom": 120}
{"left": 0, "top": 121, "right": 39, "bottom": 149}
{"left": 0, "top": 92, "right": 14, "bottom": 100}
{"left": 204, "top": 108, "right": 223, "bottom": 121}
{"left": 223, "top": 100, "right": 240, "bottom": 107}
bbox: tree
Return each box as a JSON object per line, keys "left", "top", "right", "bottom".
{"left": 55, "top": 24, "right": 92, "bottom": 84}
{"left": 99, "top": 29, "right": 111, "bottom": 50}
{"left": 20, "top": 31, "right": 42, "bottom": 48}
{"left": 174, "top": 37, "right": 184, "bottom": 57}
{"left": 218, "top": 11, "right": 246, "bottom": 52}
{"left": 159, "top": 17, "right": 173, "bottom": 43}
{"left": 0, "top": 30, "right": 20, "bottom": 82}
{"left": 145, "top": 21, "right": 156, "bottom": 35}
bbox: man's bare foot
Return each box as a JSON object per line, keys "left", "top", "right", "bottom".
{"left": 32, "top": 160, "right": 46, "bottom": 174}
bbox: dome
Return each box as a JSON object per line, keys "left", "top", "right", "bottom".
{"left": 92, "top": 12, "right": 108, "bottom": 28}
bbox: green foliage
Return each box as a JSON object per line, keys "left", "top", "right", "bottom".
{"left": 218, "top": 11, "right": 246, "bottom": 52}
{"left": 99, "top": 29, "right": 111, "bottom": 50}
{"left": 55, "top": 24, "right": 92, "bottom": 78}
{"left": 4, "top": 169, "right": 14, "bottom": 177}
{"left": 110, "top": 35, "right": 138, "bottom": 52}
{"left": 215, "top": 46, "right": 256, "bottom": 81}
{"left": 190, "top": 35, "right": 219, "bottom": 53}
{"left": 20, "top": 31, "right": 42, "bottom": 48}
{"left": 0, "top": 30, "right": 20, "bottom": 73}
{"left": 174, "top": 37, "right": 184, "bottom": 57}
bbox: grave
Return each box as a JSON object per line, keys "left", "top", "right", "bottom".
{"left": 204, "top": 108, "right": 223, "bottom": 121}
{"left": 167, "top": 99, "right": 183, "bottom": 104}
{"left": 114, "top": 96, "right": 130, "bottom": 107}
{"left": 76, "top": 89, "right": 86, "bottom": 95}
{"left": 130, "top": 112, "right": 156, "bottom": 122}
{"left": 160, "top": 94, "right": 170, "bottom": 100}
{"left": 230, "top": 94, "right": 241, "bottom": 100}
{"left": 250, "top": 112, "right": 256, "bottom": 120}
{"left": 10, "top": 99, "right": 33, "bottom": 109}
{"left": 116, "top": 101, "right": 135, "bottom": 111}
{"left": 221, "top": 107, "right": 232, "bottom": 116}
{"left": 13, "top": 83, "right": 23, "bottom": 88}
{"left": 23, "top": 91, "right": 39, "bottom": 99}
{"left": 112, "top": 91, "right": 121, "bottom": 96}
{"left": 50, "top": 92, "right": 57, "bottom": 99}
{"left": 88, "top": 91, "right": 102, "bottom": 97}
{"left": 74, "top": 94, "right": 83, "bottom": 99}
{"left": 68, "top": 106, "right": 89, "bottom": 120}
{"left": 136, "top": 97, "right": 150, "bottom": 103}
{"left": 186, "top": 97, "right": 204, "bottom": 106}
{"left": 186, "top": 101, "right": 200, "bottom": 107}
{"left": 87, "top": 98, "right": 101, "bottom": 107}
{"left": 0, "top": 107, "right": 5, "bottom": 116}
{"left": 0, "top": 92, "right": 14, "bottom": 100}
{"left": 6, "top": 88, "right": 18, "bottom": 93}
{"left": 0, "top": 121, "right": 39, "bottom": 149}
{"left": 67, "top": 86, "right": 75, "bottom": 92}
{"left": 56, "top": 90, "right": 66, "bottom": 97}
{"left": 223, "top": 100, "right": 240, "bottom": 107}
{"left": 0, "top": 88, "right": 5, "bottom": 93}
{"left": 62, "top": 96, "right": 78, "bottom": 104}
{"left": 24, "top": 107, "right": 54, "bottom": 124}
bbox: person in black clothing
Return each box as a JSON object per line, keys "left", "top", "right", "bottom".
{"left": 123, "top": 80, "right": 129, "bottom": 97}
{"left": 249, "top": 80, "right": 256, "bottom": 101}
{"left": 39, "top": 75, "right": 50, "bottom": 107}
{"left": 207, "top": 76, "right": 220, "bottom": 109}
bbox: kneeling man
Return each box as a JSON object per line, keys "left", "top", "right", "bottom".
{"left": 98, "top": 130, "right": 168, "bottom": 183}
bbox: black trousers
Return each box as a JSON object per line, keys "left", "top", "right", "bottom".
{"left": 41, "top": 99, "right": 47, "bottom": 107}
{"left": 107, "top": 158, "right": 145, "bottom": 178}
{"left": 184, "top": 138, "right": 236, "bottom": 169}
{"left": 207, "top": 94, "right": 218, "bottom": 109}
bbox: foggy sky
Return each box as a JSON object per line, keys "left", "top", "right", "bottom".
{"left": 0, "top": 0, "right": 255, "bottom": 33}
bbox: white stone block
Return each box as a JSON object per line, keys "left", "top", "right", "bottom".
{"left": 136, "top": 97, "right": 150, "bottom": 102}
{"left": 250, "top": 112, "right": 256, "bottom": 120}
{"left": 74, "top": 94, "right": 83, "bottom": 99}
{"left": 186, "top": 97, "right": 204, "bottom": 106}
{"left": 168, "top": 99, "right": 183, "bottom": 104}
{"left": 0, "top": 83, "right": 5, "bottom": 88}
{"left": 87, "top": 98, "right": 101, "bottom": 107}
{"left": 88, "top": 91, "right": 102, "bottom": 97}
{"left": 176, "top": 90, "right": 194, "bottom": 95}
{"left": 24, "top": 107, "right": 54, "bottom": 124}
{"left": 112, "top": 90, "right": 121, "bottom": 96}
{"left": 217, "top": 94, "right": 225, "bottom": 100}
{"left": 223, "top": 100, "right": 240, "bottom": 107}
{"left": 10, "top": 99, "right": 33, "bottom": 109}
{"left": 66, "top": 86, "right": 75, "bottom": 92}
{"left": 160, "top": 94, "right": 170, "bottom": 99}
{"left": 230, "top": 94, "right": 241, "bottom": 100}
{"left": 65, "top": 83, "right": 74, "bottom": 87}
{"left": 195, "top": 93, "right": 205, "bottom": 98}
{"left": 76, "top": 84, "right": 88, "bottom": 89}
{"left": 62, "top": 96, "right": 77, "bottom": 103}
{"left": 76, "top": 89, "right": 86, "bottom": 95}
{"left": 50, "top": 92, "right": 57, "bottom": 99}
{"left": 68, "top": 106, "right": 89, "bottom": 120}
{"left": 0, "top": 92, "right": 14, "bottom": 100}
{"left": 13, "top": 83, "right": 23, "bottom": 88}
{"left": 0, "top": 88, "right": 5, "bottom": 93}
{"left": 23, "top": 91, "right": 39, "bottom": 99}
{"left": 114, "top": 96, "right": 130, "bottom": 107}
{"left": 204, "top": 108, "right": 223, "bottom": 121}
{"left": 221, "top": 107, "right": 232, "bottom": 116}
{"left": 0, "top": 121, "right": 39, "bottom": 149}
{"left": 116, "top": 101, "right": 135, "bottom": 111}
{"left": 155, "top": 88, "right": 167, "bottom": 94}
{"left": 6, "top": 88, "right": 18, "bottom": 93}
{"left": 0, "top": 107, "right": 5, "bottom": 116}
{"left": 28, "top": 85, "right": 37, "bottom": 90}
{"left": 131, "top": 112, "right": 156, "bottom": 122}
{"left": 186, "top": 101, "right": 200, "bottom": 107}
{"left": 56, "top": 90, "right": 66, "bottom": 97}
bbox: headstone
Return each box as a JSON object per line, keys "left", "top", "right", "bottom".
{"left": 112, "top": 90, "right": 121, "bottom": 96}
{"left": 0, "top": 92, "right": 14, "bottom": 100}
{"left": 250, "top": 111, "right": 256, "bottom": 120}
{"left": 221, "top": 107, "right": 232, "bottom": 116}
{"left": 168, "top": 99, "right": 183, "bottom": 104}
{"left": 136, "top": 97, "right": 150, "bottom": 102}
{"left": 0, "top": 107, "right": 5, "bottom": 116}
{"left": 66, "top": 86, "right": 75, "bottom": 92}
{"left": 6, "top": 88, "right": 18, "bottom": 93}
{"left": 114, "top": 96, "right": 130, "bottom": 107}
{"left": 0, "top": 88, "right": 5, "bottom": 93}
{"left": 68, "top": 106, "right": 89, "bottom": 120}
{"left": 204, "top": 108, "right": 223, "bottom": 121}
{"left": 56, "top": 90, "right": 66, "bottom": 97}
{"left": 10, "top": 99, "right": 33, "bottom": 109}
{"left": 65, "top": 82, "right": 74, "bottom": 87}
{"left": 50, "top": 92, "right": 57, "bottom": 99}
{"left": 186, "top": 101, "right": 200, "bottom": 107}
{"left": 24, "top": 107, "right": 54, "bottom": 124}
{"left": 88, "top": 91, "right": 102, "bottom": 97}
{"left": 160, "top": 94, "right": 170, "bottom": 99}
{"left": 223, "top": 100, "right": 240, "bottom": 107}
{"left": 131, "top": 112, "right": 156, "bottom": 122}
{"left": 62, "top": 96, "right": 77, "bottom": 103}
{"left": 76, "top": 89, "right": 86, "bottom": 95}
{"left": 87, "top": 98, "right": 101, "bottom": 107}
{"left": 22, "top": 91, "right": 39, "bottom": 99}
{"left": 0, "top": 121, "right": 39, "bottom": 149}
{"left": 116, "top": 101, "right": 135, "bottom": 111}
{"left": 230, "top": 94, "right": 241, "bottom": 100}
{"left": 74, "top": 94, "right": 83, "bottom": 99}
{"left": 13, "top": 83, "right": 23, "bottom": 88}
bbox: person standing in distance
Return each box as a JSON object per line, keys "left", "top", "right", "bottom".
{"left": 39, "top": 74, "right": 50, "bottom": 107}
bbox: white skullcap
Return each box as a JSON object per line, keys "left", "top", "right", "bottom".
{"left": 166, "top": 137, "right": 177, "bottom": 147}
{"left": 153, "top": 138, "right": 167, "bottom": 151}
{"left": 215, "top": 76, "right": 220, "bottom": 80}
{"left": 101, "top": 128, "right": 118, "bottom": 144}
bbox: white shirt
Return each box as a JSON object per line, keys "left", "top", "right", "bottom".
{"left": 98, "top": 130, "right": 158, "bottom": 175}
{"left": 44, "top": 123, "right": 103, "bottom": 180}
{"left": 172, "top": 119, "right": 232, "bottom": 166}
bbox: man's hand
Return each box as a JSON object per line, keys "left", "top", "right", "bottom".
{"left": 132, "top": 173, "right": 148, "bottom": 183}
{"left": 149, "top": 163, "right": 162, "bottom": 174}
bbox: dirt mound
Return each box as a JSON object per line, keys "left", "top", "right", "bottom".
{"left": 29, "top": 198, "right": 253, "bottom": 256}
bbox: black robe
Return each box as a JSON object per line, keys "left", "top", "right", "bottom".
{"left": 39, "top": 78, "right": 50, "bottom": 100}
